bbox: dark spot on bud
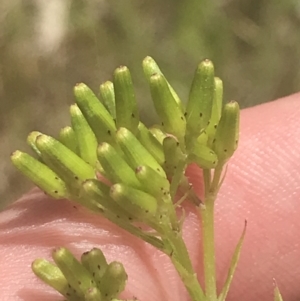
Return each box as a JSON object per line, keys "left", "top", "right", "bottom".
{"left": 213, "top": 138, "right": 216, "bottom": 143}
{"left": 224, "top": 149, "right": 227, "bottom": 152}
{"left": 55, "top": 177, "right": 59, "bottom": 180}
{"left": 214, "top": 124, "right": 217, "bottom": 129}
{"left": 181, "top": 116, "right": 184, "bottom": 120}
{"left": 200, "top": 112, "right": 203, "bottom": 117}
{"left": 78, "top": 281, "right": 81, "bottom": 285}
{"left": 98, "top": 265, "right": 101, "bottom": 270}
{"left": 213, "top": 161, "right": 216, "bottom": 164}
{"left": 105, "top": 293, "right": 108, "bottom": 297}
{"left": 145, "top": 210, "right": 149, "bottom": 213}
{"left": 91, "top": 280, "right": 94, "bottom": 284}
{"left": 176, "top": 142, "right": 179, "bottom": 146}
{"left": 107, "top": 130, "right": 111, "bottom": 135}
{"left": 68, "top": 284, "right": 71, "bottom": 288}
{"left": 131, "top": 113, "right": 135, "bottom": 118}
{"left": 184, "top": 112, "right": 187, "bottom": 116}
{"left": 74, "top": 176, "right": 79, "bottom": 180}
{"left": 129, "top": 217, "right": 133, "bottom": 221}
{"left": 161, "top": 122, "right": 164, "bottom": 126}
{"left": 54, "top": 190, "right": 58, "bottom": 194}
{"left": 207, "top": 121, "right": 210, "bottom": 125}
{"left": 66, "top": 293, "right": 70, "bottom": 296}
{"left": 93, "top": 272, "right": 95, "bottom": 277}
{"left": 160, "top": 215, "right": 163, "bottom": 219}
{"left": 116, "top": 215, "right": 120, "bottom": 218}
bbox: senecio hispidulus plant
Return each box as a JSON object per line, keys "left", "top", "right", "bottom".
{"left": 11, "top": 57, "right": 283, "bottom": 301}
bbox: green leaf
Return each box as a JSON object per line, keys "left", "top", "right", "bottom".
{"left": 218, "top": 221, "right": 247, "bottom": 301}
{"left": 274, "top": 280, "right": 284, "bottom": 301}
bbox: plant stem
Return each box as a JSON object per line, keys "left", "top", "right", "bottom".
{"left": 201, "top": 166, "right": 223, "bottom": 301}
{"left": 171, "top": 256, "right": 205, "bottom": 301}
{"left": 200, "top": 197, "right": 217, "bottom": 301}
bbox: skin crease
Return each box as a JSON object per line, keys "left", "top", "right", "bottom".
{"left": 0, "top": 93, "right": 300, "bottom": 301}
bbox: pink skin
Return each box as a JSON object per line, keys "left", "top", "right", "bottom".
{"left": 1, "top": 94, "right": 300, "bottom": 301}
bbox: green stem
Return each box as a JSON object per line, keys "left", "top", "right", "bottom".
{"left": 201, "top": 165, "right": 224, "bottom": 301}
{"left": 200, "top": 197, "right": 216, "bottom": 301}
{"left": 171, "top": 256, "right": 205, "bottom": 301}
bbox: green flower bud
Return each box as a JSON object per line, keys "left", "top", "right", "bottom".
{"left": 52, "top": 247, "right": 96, "bottom": 298}
{"left": 212, "top": 101, "right": 240, "bottom": 164}
{"left": 149, "top": 73, "right": 186, "bottom": 144}
{"left": 97, "top": 142, "right": 141, "bottom": 189}
{"left": 11, "top": 151, "right": 69, "bottom": 199}
{"left": 188, "top": 144, "right": 218, "bottom": 169}
{"left": 85, "top": 287, "right": 102, "bottom": 301}
{"left": 196, "top": 131, "right": 208, "bottom": 145}
{"left": 113, "top": 66, "right": 139, "bottom": 134}
{"left": 82, "top": 179, "right": 136, "bottom": 222}
{"left": 149, "top": 125, "right": 167, "bottom": 144}
{"left": 81, "top": 248, "right": 108, "bottom": 286}
{"left": 137, "top": 122, "right": 164, "bottom": 165}
{"left": 99, "top": 81, "right": 116, "bottom": 119}
{"left": 32, "top": 259, "right": 76, "bottom": 299}
{"left": 74, "top": 83, "right": 116, "bottom": 144}
{"left": 116, "top": 127, "right": 166, "bottom": 178}
{"left": 70, "top": 104, "right": 98, "bottom": 167}
{"left": 35, "top": 134, "right": 96, "bottom": 191}
{"left": 142, "top": 56, "right": 183, "bottom": 111}
{"left": 59, "top": 126, "right": 79, "bottom": 155}
{"left": 27, "top": 131, "right": 42, "bottom": 157}
{"left": 99, "top": 261, "right": 127, "bottom": 301}
{"left": 135, "top": 165, "right": 170, "bottom": 199}
{"left": 206, "top": 77, "right": 223, "bottom": 147}
{"left": 162, "top": 136, "right": 185, "bottom": 177}
{"left": 185, "top": 59, "right": 215, "bottom": 138}
{"left": 110, "top": 183, "right": 158, "bottom": 221}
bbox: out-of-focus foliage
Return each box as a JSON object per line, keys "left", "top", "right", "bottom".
{"left": 1, "top": 0, "right": 300, "bottom": 209}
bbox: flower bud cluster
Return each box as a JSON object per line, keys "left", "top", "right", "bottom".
{"left": 32, "top": 247, "right": 127, "bottom": 301}
{"left": 11, "top": 57, "right": 240, "bottom": 301}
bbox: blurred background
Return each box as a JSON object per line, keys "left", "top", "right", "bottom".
{"left": 1, "top": 0, "right": 300, "bottom": 210}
